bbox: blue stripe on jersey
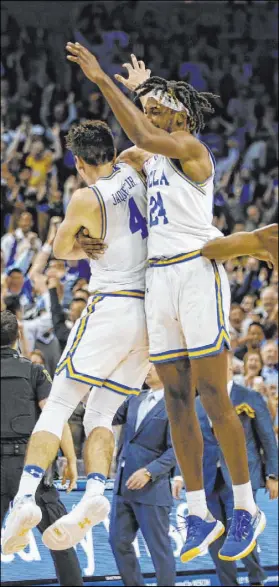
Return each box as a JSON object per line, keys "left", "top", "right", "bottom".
{"left": 91, "top": 186, "right": 107, "bottom": 240}
{"left": 199, "top": 140, "right": 216, "bottom": 171}
{"left": 167, "top": 159, "right": 206, "bottom": 195}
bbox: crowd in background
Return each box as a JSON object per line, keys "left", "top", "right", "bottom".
{"left": 1, "top": 1, "right": 278, "bottom": 459}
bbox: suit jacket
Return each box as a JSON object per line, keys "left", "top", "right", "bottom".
{"left": 112, "top": 391, "right": 176, "bottom": 506}
{"left": 196, "top": 382, "right": 278, "bottom": 495}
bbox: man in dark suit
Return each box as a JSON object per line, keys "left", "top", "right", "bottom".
{"left": 109, "top": 365, "right": 176, "bottom": 586}
{"left": 173, "top": 353, "right": 278, "bottom": 587}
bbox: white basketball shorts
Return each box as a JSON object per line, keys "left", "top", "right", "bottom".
{"left": 145, "top": 251, "right": 231, "bottom": 363}
{"left": 56, "top": 290, "right": 149, "bottom": 396}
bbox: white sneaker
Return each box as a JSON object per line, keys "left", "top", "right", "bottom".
{"left": 42, "top": 494, "right": 110, "bottom": 550}
{"left": 2, "top": 496, "right": 42, "bottom": 555}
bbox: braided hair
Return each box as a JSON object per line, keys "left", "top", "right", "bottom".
{"left": 134, "top": 76, "right": 219, "bottom": 133}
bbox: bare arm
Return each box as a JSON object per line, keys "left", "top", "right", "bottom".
{"left": 28, "top": 218, "right": 61, "bottom": 281}
{"left": 116, "top": 146, "right": 152, "bottom": 172}
{"left": 50, "top": 127, "right": 63, "bottom": 162}
{"left": 202, "top": 225, "right": 278, "bottom": 267}
{"left": 66, "top": 43, "right": 203, "bottom": 160}
{"left": 53, "top": 188, "right": 100, "bottom": 260}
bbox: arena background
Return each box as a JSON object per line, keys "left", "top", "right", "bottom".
{"left": 1, "top": 0, "right": 278, "bottom": 585}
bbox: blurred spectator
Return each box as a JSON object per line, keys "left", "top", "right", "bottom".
{"left": 259, "top": 286, "right": 278, "bottom": 325}
{"left": 261, "top": 342, "right": 278, "bottom": 389}
{"left": 243, "top": 351, "right": 264, "bottom": 390}
{"left": 234, "top": 322, "right": 266, "bottom": 361}
{"left": 229, "top": 303, "right": 246, "bottom": 350}
{"left": 30, "top": 348, "right": 45, "bottom": 365}
{"left": 1, "top": 211, "right": 41, "bottom": 268}
{"left": 48, "top": 272, "right": 87, "bottom": 353}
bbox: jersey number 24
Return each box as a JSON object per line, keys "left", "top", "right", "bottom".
{"left": 149, "top": 191, "right": 169, "bottom": 227}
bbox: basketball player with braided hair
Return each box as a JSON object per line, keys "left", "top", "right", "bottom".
{"left": 65, "top": 44, "right": 276, "bottom": 564}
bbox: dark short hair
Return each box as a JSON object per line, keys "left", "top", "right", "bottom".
{"left": 230, "top": 303, "right": 244, "bottom": 312}
{"left": 4, "top": 294, "right": 21, "bottom": 315}
{"left": 248, "top": 321, "right": 265, "bottom": 332}
{"left": 1, "top": 310, "right": 19, "bottom": 347}
{"left": 65, "top": 120, "right": 115, "bottom": 166}
{"left": 6, "top": 268, "right": 24, "bottom": 277}
{"left": 74, "top": 288, "right": 90, "bottom": 297}
{"left": 263, "top": 322, "right": 278, "bottom": 340}
{"left": 70, "top": 297, "right": 87, "bottom": 306}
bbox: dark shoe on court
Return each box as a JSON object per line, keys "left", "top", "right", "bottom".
{"left": 2, "top": 496, "right": 42, "bottom": 555}
{"left": 218, "top": 507, "right": 266, "bottom": 561}
{"left": 180, "top": 513, "right": 225, "bottom": 563}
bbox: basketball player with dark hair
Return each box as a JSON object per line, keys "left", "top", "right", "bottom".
{"left": 65, "top": 43, "right": 278, "bottom": 563}
{"left": 2, "top": 119, "right": 150, "bottom": 554}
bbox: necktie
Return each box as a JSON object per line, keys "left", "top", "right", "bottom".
{"left": 136, "top": 392, "right": 156, "bottom": 430}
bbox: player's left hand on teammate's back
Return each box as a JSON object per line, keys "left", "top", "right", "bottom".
{"left": 62, "top": 459, "right": 78, "bottom": 493}
{"left": 126, "top": 468, "right": 151, "bottom": 490}
{"left": 76, "top": 227, "right": 107, "bottom": 260}
{"left": 66, "top": 42, "right": 104, "bottom": 84}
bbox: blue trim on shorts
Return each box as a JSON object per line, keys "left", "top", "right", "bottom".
{"left": 149, "top": 250, "right": 201, "bottom": 267}
{"left": 149, "top": 261, "right": 230, "bottom": 363}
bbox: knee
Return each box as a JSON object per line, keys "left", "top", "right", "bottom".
{"left": 199, "top": 381, "right": 235, "bottom": 422}
{"left": 83, "top": 405, "right": 114, "bottom": 438}
{"left": 157, "top": 359, "right": 192, "bottom": 405}
{"left": 33, "top": 397, "right": 73, "bottom": 439}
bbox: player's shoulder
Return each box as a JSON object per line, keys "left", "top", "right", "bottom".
{"left": 69, "top": 187, "right": 99, "bottom": 209}
{"left": 116, "top": 146, "right": 152, "bottom": 172}
{"left": 171, "top": 130, "right": 206, "bottom": 152}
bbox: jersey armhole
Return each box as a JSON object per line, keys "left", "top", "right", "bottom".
{"left": 90, "top": 186, "right": 107, "bottom": 240}
{"left": 167, "top": 158, "right": 207, "bottom": 195}
{"left": 134, "top": 169, "right": 147, "bottom": 188}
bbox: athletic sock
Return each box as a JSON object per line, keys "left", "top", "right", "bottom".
{"left": 232, "top": 481, "right": 257, "bottom": 516}
{"left": 15, "top": 465, "right": 45, "bottom": 502}
{"left": 85, "top": 472, "right": 106, "bottom": 498}
{"left": 186, "top": 489, "right": 208, "bottom": 520}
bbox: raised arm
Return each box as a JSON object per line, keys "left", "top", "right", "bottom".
{"left": 66, "top": 43, "right": 203, "bottom": 160}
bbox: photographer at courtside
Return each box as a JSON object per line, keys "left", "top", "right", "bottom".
{"left": 0, "top": 310, "right": 83, "bottom": 586}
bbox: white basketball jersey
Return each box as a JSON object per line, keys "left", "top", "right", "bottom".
{"left": 88, "top": 163, "right": 148, "bottom": 292}
{"left": 143, "top": 144, "right": 223, "bottom": 258}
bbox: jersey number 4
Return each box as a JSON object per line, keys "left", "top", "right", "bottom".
{"left": 149, "top": 191, "right": 169, "bottom": 227}
{"left": 129, "top": 197, "right": 148, "bottom": 239}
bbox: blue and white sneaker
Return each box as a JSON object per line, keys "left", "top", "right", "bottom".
{"left": 1, "top": 496, "right": 42, "bottom": 555}
{"left": 218, "top": 507, "right": 266, "bottom": 561}
{"left": 180, "top": 513, "right": 225, "bottom": 563}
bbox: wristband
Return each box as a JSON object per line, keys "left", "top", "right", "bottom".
{"left": 266, "top": 475, "right": 278, "bottom": 480}
{"left": 42, "top": 243, "right": 52, "bottom": 255}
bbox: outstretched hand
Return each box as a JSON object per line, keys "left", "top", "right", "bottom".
{"left": 114, "top": 54, "right": 151, "bottom": 92}
{"left": 66, "top": 42, "right": 104, "bottom": 84}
